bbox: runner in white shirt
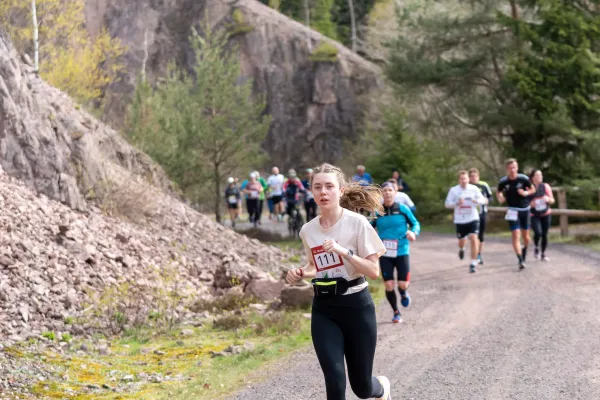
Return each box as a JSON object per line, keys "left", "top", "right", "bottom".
{"left": 444, "top": 170, "right": 487, "bottom": 273}
{"left": 267, "top": 167, "right": 285, "bottom": 222}
{"left": 285, "top": 163, "right": 391, "bottom": 400}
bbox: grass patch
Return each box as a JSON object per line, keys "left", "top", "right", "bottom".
{"left": 310, "top": 41, "right": 339, "bottom": 62}
{"left": 19, "top": 308, "right": 313, "bottom": 400}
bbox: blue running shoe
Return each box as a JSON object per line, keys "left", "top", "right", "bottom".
{"left": 401, "top": 294, "right": 411, "bottom": 308}
{"left": 392, "top": 312, "right": 402, "bottom": 324}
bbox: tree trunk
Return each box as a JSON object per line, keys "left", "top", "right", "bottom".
{"left": 141, "top": 29, "right": 148, "bottom": 82}
{"left": 305, "top": 0, "right": 311, "bottom": 51}
{"left": 31, "top": 0, "right": 39, "bottom": 71}
{"left": 214, "top": 163, "right": 222, "bottom": 224}
{"left": 347, "top": 0, "right": 357, "bottom": 52}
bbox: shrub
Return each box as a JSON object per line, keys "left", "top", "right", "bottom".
{"left": 93, "top": 176, "right": 160, "bottom": 223}
{"left": 213, "top": 314, "right": 247, "bottom": 331}
{"left": 191, "top": 292, "right": 255, "bottom": 313}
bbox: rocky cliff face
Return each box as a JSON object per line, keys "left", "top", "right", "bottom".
{"left": 0, "top": 27, "right": 174, "bottom": 211}
{"left": 85, "top": 0, "right": 383, "bottom": 170}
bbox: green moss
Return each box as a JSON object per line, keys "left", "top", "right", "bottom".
{"left": 228, "top": 9, "right": 254, "bottom": 37}
{"left": 309, "top": 41, "right": 339, "bottom": 62}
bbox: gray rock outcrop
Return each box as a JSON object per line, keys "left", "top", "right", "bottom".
{"left": 84, "top": 0, "right": 383, "bottom": 169}
{"left": 0, "top": 27, "right": 173, "bottom": 211}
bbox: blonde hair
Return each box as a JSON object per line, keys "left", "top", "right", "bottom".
{"left": 311, "top": 163, "right": 384, "bottom": 214}
{"left": 468, "top": 168, "right": 479, "bottom": 175}
{"left": 458, "top": 170, "right": 468, "bottom": 178}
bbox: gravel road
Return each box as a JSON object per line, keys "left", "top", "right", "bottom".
{"left": 231, "top": 232, "right": 600, "bottom": 400}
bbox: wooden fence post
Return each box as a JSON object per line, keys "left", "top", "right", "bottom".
{"left": 557, "top": 189, "right": 568, "bottom": 237}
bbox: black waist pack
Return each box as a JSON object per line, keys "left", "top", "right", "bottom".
{"left": 311, "top": 276, "right": 366, "bottom": 296}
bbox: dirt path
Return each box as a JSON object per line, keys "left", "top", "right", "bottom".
{"left": 231, "top": 231, "right": 600, "bottom": 400}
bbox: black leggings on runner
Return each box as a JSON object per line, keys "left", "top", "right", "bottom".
{"left": 246, "top": 199, "right": 259, "bottom": 223}
{"left": 532, "top": 214, "right": 551, "bottom": 253}
{"left": 311, "top": 289, "right": 384, "bottom": 400}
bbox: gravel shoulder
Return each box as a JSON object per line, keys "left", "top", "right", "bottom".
{"left": 231, "top": 232, "right": 600, "bottom": 400}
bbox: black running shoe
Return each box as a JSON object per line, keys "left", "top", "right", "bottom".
{"left": 522, "top": 246, "right": 528, "bottom": 262}
{"left": 459, "top": 248, "right": 465, "bottom": 260}
{"left": 519, "top": 260, "right": 526, "bottom": 270}
{"left": 470, "top": 264, "right": 476, "bottom": 273}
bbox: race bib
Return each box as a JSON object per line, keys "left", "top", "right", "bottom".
{"left": 383, "top": 239, "right": 398, "bottom": 258}
{"left": 311, "top": 245, "right": 344, "bottom": 272}
{"left": 249, "top": 191, "right": 259, "bottom": 199}
{"left": 458, "top": 206, "right": 471, "bottom": 215}
{"left": 228, "top": 195, "right": 237, "bottom": 204}
{"left": 505, "top": 209, "right": 518, "bottom": 221}
{"left": 535, "top": 199, "right": 547, "bottom": 211}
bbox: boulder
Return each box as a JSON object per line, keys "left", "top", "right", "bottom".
{"left": 281, "top": 284, "right": 314, "bottom": 308}
{"left": 245, "top": 276, "right": 284, "bottom": 302}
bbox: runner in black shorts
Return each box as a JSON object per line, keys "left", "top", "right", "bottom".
{"left": 371, "top": 182, "right": 420, "bottom": 323}
{"left": 469, "top": 168, "right": 493, "bottom": 265}
{"left": 497, "top": 158, "right": 533, "bottom": 270}
{"left": 445, "top": 171, "right": 486, "bottom": 273}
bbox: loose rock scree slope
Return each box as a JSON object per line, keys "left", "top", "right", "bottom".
{"left": 0, "top": 165, "right": 288, "bottom": 341}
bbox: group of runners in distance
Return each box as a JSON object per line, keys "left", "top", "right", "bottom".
{"left": 224, "top": 158, "right": 553, "bottom": 400}
{"left": 445, "top": 158, "right": 555, "bottom": 273}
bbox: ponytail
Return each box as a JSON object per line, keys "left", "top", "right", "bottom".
{"left": 311, "top": 163, "right": 384, "bottom": 215}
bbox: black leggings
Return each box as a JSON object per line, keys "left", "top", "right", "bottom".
{"left": 246, "top": 199, "right": 259, "bottom": 223}
{"left": 311, "top": 289, "right": 384, "bottom": 400}
{"left": 532, "top": 214, "right": 551, "bottom": 253}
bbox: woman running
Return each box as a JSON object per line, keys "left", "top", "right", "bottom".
{"left": 243, "top": 172, "right": 264, "bottom": 228}
{"left": 285, "top": 163, "right": 391, "bottom": 400}
{"left": 372, "top": 181, "right": 420, "bottom": 323}
{"left": 529, "top": 169, "right": 555, "bottom": 261}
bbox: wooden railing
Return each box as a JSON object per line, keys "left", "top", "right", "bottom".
{"left": 488, "top": 186, "right": 600, "bottom": 236}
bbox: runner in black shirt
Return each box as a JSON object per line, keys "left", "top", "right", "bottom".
{"left": 497, "top": 158, "right": 534, "bottom": 270}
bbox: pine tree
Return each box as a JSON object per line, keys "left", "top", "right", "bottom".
{"left": 126, "top": 26, "right": 271, "bottom": 223}
{"left": 499, "top": 0, "right": 600, "bottom": 180}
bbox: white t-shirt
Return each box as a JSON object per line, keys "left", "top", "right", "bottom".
{"left": 444, "top": 184, "right": 484, "bottom": 224}
{"left": 267, "top": 174, "right": 284, "bottom": 196}
{"left": 379, "top": 192, "right": 415, "bottom": 208}
{"left": 299, "top": 209, "right": 386, "bottom": 295}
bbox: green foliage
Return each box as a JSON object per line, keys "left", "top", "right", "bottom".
{"left": 498, "top": 0, "right": 600, "bottom": 182}
{"left": 213, "top": 314, "right": 247, "bottom": 331}
{"left": 366, "top": 111, "right": 464, "bottom": 220}
{"left": 310, "top": 41, "right": 339, "bottom": 62}
{"left": 125, "top": 25, "right": 271, "bottom": 222}
{"left": 191, "top": 292, "right": 256, "bottom": 313}
{"left": 313, "top": 0, "right": 338, "bottom": 39}
{"left": 259, "top": 0, "right": 376, "bottom": 45}
{"left": 229, "top": 9, "right": 254, "bottom": 37}
{"left": 0, "top": 0, "right": 125, "bottom": 107}
{"left": 42, "top": 331, "right": 56, "bottom": 341}
{"left": 331, "top": 0, "right": 376, "bottom": 44}
{"left": 60, "top": 333, "right": 73, "bottom": 342}
{"left": 387, "top": 0, "right": 600, "bottom": 183}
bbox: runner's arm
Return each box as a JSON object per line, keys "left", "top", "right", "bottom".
{"left": 401, "top": 204, "right": 420, "bottom": 236}
{"left": 286, "top": 262, "right": 316, "bottom": 284}
{"left": 444, "top": 189, "right": 457, "bottom": 209}
{"left": 474, "top": 189, "right": 487, "bottom": 205}
{"left": 545, "top": 183, "right": 556, "bottom": 204}
{"left": 496, "top": 182, "right": 506, "bottom": 204}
